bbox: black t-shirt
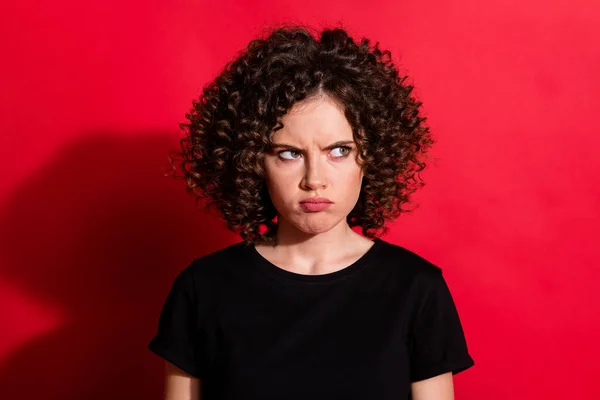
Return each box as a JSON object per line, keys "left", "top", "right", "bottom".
{"left": 148, "top": 238, "right": 475, "bottom": 399}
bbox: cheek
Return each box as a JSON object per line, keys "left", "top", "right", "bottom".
{"left": 264, "top": 167, "right": 295, "bottom": 200}
{"left": 339, "top": 166, "right": 364, "bottom": 202}
{"left": 340, "top": 163, "right": 363, "bottom": 184}
{"left": 265, "top": 157, "right": 302, "bottom": 180}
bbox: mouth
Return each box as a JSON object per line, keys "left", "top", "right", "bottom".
{"left": 299, "top": 198, "right": 333, "bottom": 212}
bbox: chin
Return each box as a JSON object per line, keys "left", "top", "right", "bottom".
{"left": 287, "top": 214, "right": 347, "bottom": 235}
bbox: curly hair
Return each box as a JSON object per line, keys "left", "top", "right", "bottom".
{"left": 167, "top": 25, "right": 435, "bottom": 245}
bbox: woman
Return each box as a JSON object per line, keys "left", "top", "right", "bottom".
{"left": 148, "top": 25, "right": 475, "bottom": 400}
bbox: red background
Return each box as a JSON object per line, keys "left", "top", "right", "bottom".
{"left": 1, "top": 1, "right": 599, "bottom": 399}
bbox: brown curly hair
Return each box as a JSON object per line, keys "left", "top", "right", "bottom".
{"left": 167, "top": 25, "right": 435, "bottom": 245}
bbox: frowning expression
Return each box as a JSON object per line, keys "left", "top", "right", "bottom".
{"left": 263, "top": 94, "right": 364, "bottom": 236}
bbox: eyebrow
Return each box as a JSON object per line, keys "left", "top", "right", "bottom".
{"left": 270, "top": 140, "right": 355, "bottom": 151}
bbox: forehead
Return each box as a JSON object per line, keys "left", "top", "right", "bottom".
{"left": 271, "top": 95, "right": 354, "bottom": 144}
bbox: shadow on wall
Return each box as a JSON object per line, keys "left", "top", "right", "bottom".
{"left": 0, "top": 133, "right": 237, "bottom": 399}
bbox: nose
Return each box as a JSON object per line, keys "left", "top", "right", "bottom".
{"left": 300, "top": 156, "right": 327, "bottom": 191}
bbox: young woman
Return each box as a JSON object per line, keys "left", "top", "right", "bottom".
{"left": 148, "top": 25, "right": 475, "bottom": 400}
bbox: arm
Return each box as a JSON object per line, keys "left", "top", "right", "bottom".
{"left": 411, "top": 372, "right": 454, "bottom": 400}
{"left": 164, "top": 361, "right": 201, "bottom": 400}
{"left": 408, "top": 269, "right": 474, "bottom": 397}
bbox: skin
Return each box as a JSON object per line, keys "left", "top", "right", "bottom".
{"left": 163, "top": 94, "right": 455, "bottom": 399}
{"left": 255, "top": 93, "right": 374, "bottom": 275}
{"left": 164, "top": 363, "right": 200, "bottom": 400}
{"left": 411, "top": 373, "right": 455, "bottom": 400}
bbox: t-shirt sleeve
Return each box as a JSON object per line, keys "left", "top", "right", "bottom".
{"left": 408, "top": 268, "right": 475, "bottom": 382}
{"left": 147, "top": 265, "right": 208, "bottom": 378}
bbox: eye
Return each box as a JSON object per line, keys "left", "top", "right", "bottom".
{"left": 330, "top": 146, "right": 352, "bottom": 158}
{"left": 278, "top": 150, "right": 302, "bottom": 160}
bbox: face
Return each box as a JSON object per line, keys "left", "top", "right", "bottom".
{"left": 263, "top": 94, "right": 364, "bottom": 237}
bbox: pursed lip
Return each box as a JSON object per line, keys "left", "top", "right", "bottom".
{"left": 299, "top": 197, "right": 333, "bottom": 204}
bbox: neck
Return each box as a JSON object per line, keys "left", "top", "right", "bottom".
{"left": 267, "top": 217, "right": 363, "bottom": 262}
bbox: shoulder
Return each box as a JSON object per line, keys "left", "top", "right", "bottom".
{"left": 377, "top": 241, "right": 464, "bottom": 326}
{"left": 180, "top": 240, "right": 247, "bottom": 278}
{"left": 374, "top": 238, "right": 450, "bottom": 300}
{"left": 377, "top": 238, "right": 443, "bottom": 278}
{"left": 171, "top": 241, "right": 248, "bottom": 295}
{"left": 188, "top": 240, "right": 246, "bottom": 268}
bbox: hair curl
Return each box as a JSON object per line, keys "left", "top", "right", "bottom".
{"left": 167, "top": 25, "right": 435, "bottom": 244}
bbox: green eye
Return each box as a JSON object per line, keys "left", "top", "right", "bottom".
{"left": 330, "top": 146, "right": 351, "bottom": 157}
{"left": 279, "top": 150, "right": 302, "bottom": 160}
